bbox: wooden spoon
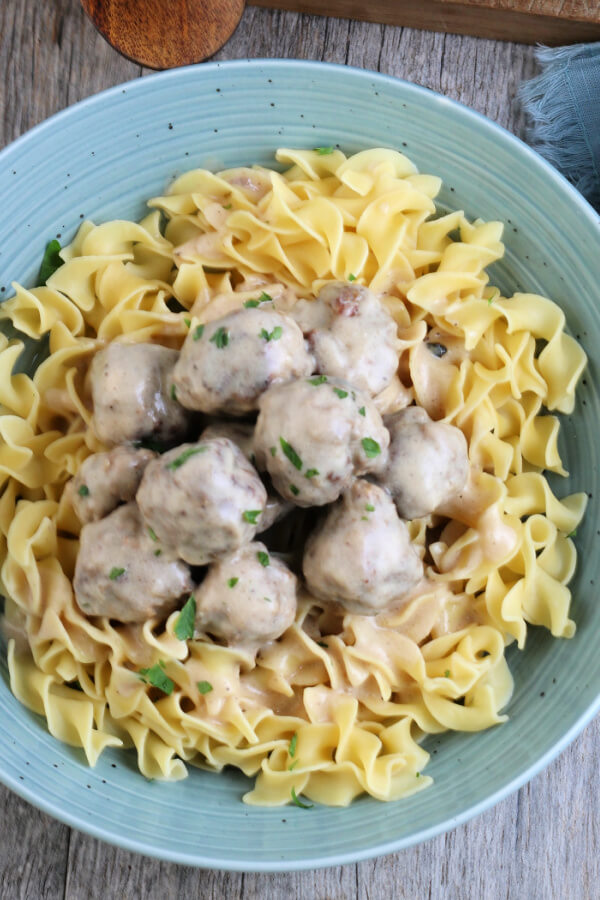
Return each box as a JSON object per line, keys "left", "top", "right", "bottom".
{"left": 81, "top": 0, "right": 246, "bottom": 69}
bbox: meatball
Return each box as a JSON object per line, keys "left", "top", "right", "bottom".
{"left": 378, "top": 406, "right": 469, "bottom": 519}
{"left": 72, "top": 446, "right": 155, "bottom": 524}
{"left": 73, "top": 503, "right": 192, "bottom": 622}
{"left": 291, "top": 281, "right": 399, "bottom": 396}
{"left": 200, "top": 421, "right": 255, "bottom": 462}
{"left": 254, "top": 376, "right": 389, "bottom": 507}
{"left": 136, "top": 437, "right": 268, "bottom": 565}
{"left": 194, "top": 542, "right": 297, "bottom": 647}
{"left": 303, "top": 481, "right": 423, "bottom": 615}
{"left": 89, "top": 342, "right": 190, "bottom": 446}
{"left": 172, "top": 307, "right": 313, "bottom": 416}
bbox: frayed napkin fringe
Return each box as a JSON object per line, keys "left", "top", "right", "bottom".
{"left": 519, "top": 44, "right": 600, "bottom": 210}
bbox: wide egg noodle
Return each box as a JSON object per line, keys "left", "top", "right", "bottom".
{"left": 0, "top": 148, "right": 587, "bottom": 805}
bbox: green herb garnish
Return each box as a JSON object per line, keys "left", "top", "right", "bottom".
{"left": 77, "top": 484, "right": 90, "bottom": 497}
{"left": 361, "top": 437, "right": 381, "bottom": 458}
{"left": 416, "top": 772, "right": 421, "bottom": 778}
{"left": 243, "top": 510, "right": 261, "bottom": 524}
{"left": 365, "top": 504, "right": 375, "bottom": 512}
{"left": 348, "top": 273, "right": 356, "bottom": 282}
{"left": 228, "top": 577, "right": 239, "bottom": 588}
{"left": 264, "top": 596, "right": 272, "bottom": 603}
{"left": 170, "top": 383, "right": 177, "bottom": 402}
{"left": 198, "top": 680, "right": 213, "bottom": 695}
{"left": 183, "top": 317, "right": 191, "bottom": 328}
{"left": 223, "top": 203, "right": 232, "bottom": 210}
{"left": 270, "top": 446, "right": 277, "bottom": 457}
{"left": 166, "top": 446, "right": 206, "bottom": 470}
{"left": 288, "top": 760, "right": 299, "bottom": 771}
{"left": 333, "top": 388, "right": 348, "bottom": 399}
{"left": 258, "top": 291, "right": 272, "bottom": 303}
{"left": 314, "top": 146, "right": 334, "bottom": 156}
{"left": 290, "top": 484, "right": 300, "bottom": 496}
{"left": 289, "top": 733, "right": 298, "bottom": 757}
{"left": 257, "top": 551, "right": 270, "bottom": 567}
{"left": 139, "top": 661, "right": 174, "bottom": 695}
{"left": 291, "top": 787, "right": 313, "bottom": 809}
{"left": 174, "top": 595, "right": 196, "bottom": 641}
{"left": 260, "top": 325, "right": 283, "bottom": 342}
{"left": 109, "top": 567, "right": 125, "bottom": 580}
{"left": 317, "top": 641, "right": 328, "bottom": 648}
{"left": 37, "top": 239, "right": 62, "bottom": 285}
{"left": 308, "top": 375, "right": 327, "bottom": 386}
{"left": 358, "top": 406, "right": 366, "bottom": 417}
{"left": 304, "top": 468, "right": 319, "bottom": 479}
{"left": 148, "top": 527, "right": 158, "bottom": 542}
{"left": 154, "top": 549, "right": 162, "bottom": 557}
{"left": 244, "top": 299, "right": 260, "bottom": 308}
{"left": 445, "top": 669, "right": 451, "bottom": 678}
{"left": 210, "top": 326, "right": 229, "bottom": 349}
{"left": 193, "top": 323, "right": 204, "bottom": 341}
{"left": 568, "top": 529, "right": 577, "bottom": 538}
{"left": 280, "top": 437, "right": 302, "bottom": 470}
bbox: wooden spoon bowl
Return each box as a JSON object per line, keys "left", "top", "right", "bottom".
{"left": 81, "top": 0, "right": 246, "bottom": 69}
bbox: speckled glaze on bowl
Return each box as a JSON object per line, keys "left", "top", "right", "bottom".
{"left": 0, "top": 60, "right": 599, "bottom": 871}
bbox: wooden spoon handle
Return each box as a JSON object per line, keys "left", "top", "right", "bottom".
{"left": 81, "top": 0, "right": 245, "bottom": 69}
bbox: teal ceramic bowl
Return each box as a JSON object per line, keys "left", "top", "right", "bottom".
{"left": 0, "top": 60, "right": 598, "bottom": 870}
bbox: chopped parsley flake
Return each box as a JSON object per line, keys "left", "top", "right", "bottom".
{"left": 291, "top": 787, "right": 313, "bottom": 809}
{"left": 244, "top": 299, "right": 260, "bottom": 308}
{"left": 183, "top": 317, "right": 191, "bottom": 329}
{"left": 358, "top": 406, "right": 366, "bottom": 417}
{"left": 365, "top": 504, "right": 375, "bottom": 512}
{"left": 223, "top": 203, "right": 232, "bottom": 210}
{"left": 289, "top": 733, "right": 298, "bottom": 757}
{"left": 416, "top": 772, "right": 421, "bottom": 778}
{"left": 174, "top": 595, "right": 196, "bottom": 641}
{"left": 109, "top": 567, "right": 125, "bottom": 580}
{"left": 289, "top": 484, "right": 300, "bottom": 496}
{"left": 568, "top": 529, "right": 577, "bottom": 538}
{"left": 166, "top": 445, "right": 206, "bottom": 470}
{"left": 228, "top": 577, "right": 239, "bottom": 588}
{"left": 304, "top": 468, "right": 319, "bottom": 479}
{"left": 242, "top": 509, "right": 261, "bottom": 524}
{"left": 317, "top": 641, "right": 328, "bottom": 648}
{"left": 148, "top": 527, "right": 158, "bottom": 542}
{"left": 257, "top": 551, "right": 270, "bottom": 567}
{"left": 154, "top": 549, "right": 162, "bottom": 557}
{"left": 139, "top": 662, "right": 174, "bottom": 695}
{"left": 361, "top": 516, "right": 369, "bottom": 521}
{"left": 260, "top": 325, "right": 283, "bottom": 342}
{"left": 426, "top": 342, "right": 447, "bottom": 358}
{"left": 258, "top": 291, "right": 273, "bottom": 303}
{"left": 37, "top": 239, "right": 63, "bottom": 285}
{"left": 270, "top": 446, "right": 277, "bottom": 457}
{"left": 445, "top": 669, "right": 451, "bottom": 678}
{"left": 361, "top": 437, "right": 381, "bottom": 458}
{"left": 210, "top": 326, "right": 229, "bottom": 349}
{"left": 308, "top": 375, "right": 327, "bottom": 386}
{"left": 314, "top": 146, "right": 334, "bottom": 155}
{"left": 280, "top": 437, "right": 302, "bottom": 470}
{"left": 333, "top": 388, "right": 348, "bottom": 399}
{"left": 193, "top": 323, "right": 204, "bottom": 341}
{"left": 198, "top": 680, "right": 213, "bottom": 695}
{"left": 288, "top": 760, "right": 299, "bottom": 771}
{"left": 264, "top": 596, "right": 272, "bottom": 603}
{"left": 348, "top": 273, "right": 356, "bottom": 282}
{"left": 170, "top": 383, "right": 177, "bottom": 402}
{"left": 77, "top": 484, "right": 90, "bottom": 497}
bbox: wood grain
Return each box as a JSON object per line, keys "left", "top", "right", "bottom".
{"left": 249, "top": 0, "right": 600, "bottom": 43}
{"left": 80, "top": 0, "right": 245, "bottom": 68}
{"left": 0, "top": 3, "right": 599, "bottom": 899}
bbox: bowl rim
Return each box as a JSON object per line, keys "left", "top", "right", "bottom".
{"left": 1, "top": 57, "right": 599, "bottom": 871}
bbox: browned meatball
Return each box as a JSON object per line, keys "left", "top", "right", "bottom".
{"left": 378, "top": 406, "right": 469, "bottom": 519}
{"left": 172, "top": 307, "right": 313, "bottom": 415}
{"left": 73, "top": 503, "right": 192, "bottom": 622}
{"left": 72, "top": 446, "right": 155, "bottom": 524}
{"left": 89, "top": 342, "right": 189, "bottom": 446}
{"left": 194, "top": 542, "right": 297, "bottom": 647}
{"left": 303, "top": 480, "right": 423, "bottom": 615}
{"left": 254, "top": 376, "right": 389, "bottom": 507}
{"left": 136, "top": 437, "right": 268, "bottom": 565}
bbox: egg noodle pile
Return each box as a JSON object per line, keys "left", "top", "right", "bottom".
{"left": 0, "top": 148, "right": 586, "bottom": 805}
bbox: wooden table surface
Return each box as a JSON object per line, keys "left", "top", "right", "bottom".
{"left": 1, "top": 3, "right": 598, "bottom": 897}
